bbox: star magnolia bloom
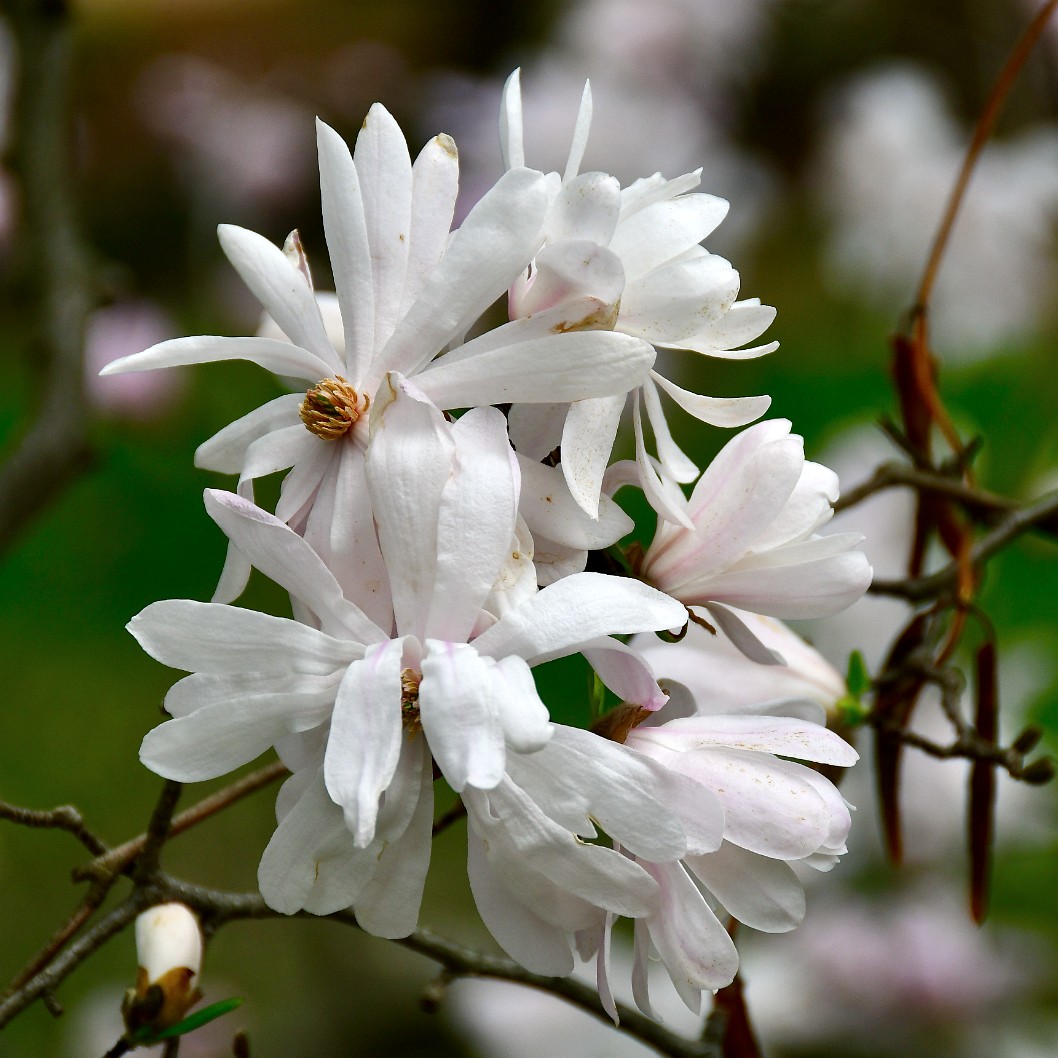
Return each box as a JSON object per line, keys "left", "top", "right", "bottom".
{"left": 131, "top": 379, "right": 686, "bottom": 929}
{"left": 102, "top": 106, "right": 656, "bottom": 622}
{"left": 124, "top": 903, "right": 203, "bottom": 1033}
{"left": 500, "top": 69, "right": 775, "bottom": 524}
{"left": 640, "top": 418, "right": 873, "bottom": 661}
{"left": 590, "top": 688, "right": 857, "bottom": 1019}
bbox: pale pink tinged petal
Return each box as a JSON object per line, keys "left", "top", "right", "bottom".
{"left": 129, "top": 599, "right": 360, "bottom": 675}
{"left": 514, "top": 727, "right": 688, "bottom": 862}
{"left": 466, "top": 825, "right": 575, "bottom": 975}
{"left": 316, "top": 119, "right": 374, "bottom": 382}
{"left": 217, "top": 225, "right": 340, "bottom": 368}
{"left": 619, "top": 253, "right": 740, "bottom": 343}
{"left": 640, "top": 860, "right": 738, "bottom": 1003}
{"left": 140, "top": 677, "right": 334, "bottom": 782}
{"left": 203, "top": 489, "right": 387, "bottom": 643}
{"left": 211, "top": 477, "right": 254, "bottom": 605}
{"left": 491, "top": 655, "right": 552, "bottom": 753}
{"left": 416, "top": 330, "right": 654, "bottom": 410}
{"left": 194, "top": 393, "right": 303, "bottom": 473}
{"left": 402, "top": 133, "right": 459, "bottom": 314}
{"left": 601, "top": 458, "right": 640, "bottom": 495}
{"left": 662, "top": 745, "right": 833, "bottom": 859}
{"left": 531, "top": 535, "right": 587, "bottom": 585}
{"left": 163, "top": 670, "right": 338, "bottom": 721}
{"left": 353, "top": 104, "right": 413, "bottom": 353}
{"left": 420, "top": 642, "right": 506, "bottom": 791}
{"left": 507, "top": 402, "right": 566, "bottom": 460}
{"left": 798, "top": 767, "right": 854, "bottom": 852}
{"left": 353, "top": 738, "right": 434, "bottom": 938}
{"left": 696, "top": 549, "right": 873, "bottom": 619}
{"left": 239, "top": 423, "right": 320, "bottom": 482}
{"left": 581, "top": 638, "right": 669, "bottom": 711}
{"left": 651, "top": 371, "right": 770, "bottom": 431}
{"left": 498, "top": 69, "right": 525, "bottom": 171}
{"left": 548, "top": 174, "right": 621, "bottom": 246}
{"left": 596, "top": 912, "right": 619, "bottom": 1025}
{"left": 702, "top": 603, "right": 786, "bottom": 665}
{"left": 99, "top": 334, "right": 335, "bottom": 381}
{"left": 619, "top": 170, "right": 703, "bottom": 219}
{"left": 274, "top": 765, "right": 315, "bottom": 823}
{"left": 473, "top": 572, "right": 687, "bottom": 666}
{"left": 632, "top": 395, "right": 695, "bottom": 528}
{"left": 518, "top": 455, "right": 633, "bottom": 550}
{"left": 631, "top": 921, "right": 656, "bottom": 1018}
{"left": 641, "top": 376, "right": 698, "bottom": 484}
{"left": 687, "top": 843, "right": 806, "bottom": 933}
{"left": 649, "top": 715, "right": 858, "bottom": 766}
{"left": 373, "top": 730, "right": 428, "bottom": 843}
{"left": 324, "top": 637, "right": 405, "bottom": 847}
{"left": 258, "top": 767, "right": 374, "bottom": 915}
{"left": 365, "top": 385, "right": 453, "bottom": 641}
{"left": 513, "top": 240, "right": 624, "bottom": 318}
{"left": 475, "top": 780, "right": 660, "bottom": 919}
{"left": 676, "top": 299, "right": 778, "bottom": 355}
{"left": 609, "top": 195, "right": 730, "bottom": 281}
{"left": 427, "top": 407, "right": 518, "bottom": 643}
{"left": 379, "top": 167, "right": 552, "bottom": 378}
{"left": 748, "top": 460, "right": 839, "bottom": 551}
{"left": 564, "top": 80, "right": 593, "bottom": 180}
{"left": 560, "top": 393, "right": 625, "bottom": 519}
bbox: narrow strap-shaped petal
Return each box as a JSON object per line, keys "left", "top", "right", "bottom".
{"left": 632, "top": 395, "right": 695, "bottom": 528}
{"left": 353, "top": 104, "right": 413, "bottom": 355}
{"left": 559, "top": 393, "right": 625, "bottom": 519}
{"left": 473, "top": 571, "right": 686, "bottom": 666}
{"left": 100, "top": 334, "right": 334, "bottom": 382}
{"left": 194, "top": 394, "right": 303, "bottom": 473}
{"left": 563, "top": 80, "right": 593, "bottom": 182}
{"left": 316, "top": 119, "right": 374, "bottom": 383}
{"left": 420, "top": 641, "right": 506, "bottom": 792}
{"left": 204, "top": 489, "right": 387, "bottom": 644}
{"left": 239, "top": 424, "right": 320, "bottom": 483}
{"left": 427, "top": 406, "right": 519, "bottom": 643}
{"left": 580, "top": 637, "right": 668, "bottom": 711}
{"left": 218, "top": 225, "right": 340, "bottom": 368}
{"left": 498, "top": 68, "right": 525, "bottom": 170}
{"left": 651, "top": 370, "right": 771, "bottom": 428}
{"left": 324, "top": 637, "right": 405, "bottom": 847}
{"left": 641, "top": 375, "right": 699, "bottom": 484}
{"left": 402, "top": 133, "right": 459, "bottom": 314}
{"left": 491, "top": 654, "right": 552, "bottom": 754}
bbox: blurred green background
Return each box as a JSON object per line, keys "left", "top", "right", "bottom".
{"left": 2, "top": 0, "right": 1058, "bottom": 1056}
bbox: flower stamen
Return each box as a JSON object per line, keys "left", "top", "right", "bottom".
{"left": 299, "top": 376, "right": 368, "bottom": 440}
{"left": 400, "top": 668, "right": 422, "bottom": 737}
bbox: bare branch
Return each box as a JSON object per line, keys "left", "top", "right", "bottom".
{"left": 0, "top": 800, "right": 108, "bottom": 856}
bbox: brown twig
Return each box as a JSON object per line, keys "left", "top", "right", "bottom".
{"left": 0, "top": 800, "right": 108, "bottom": 856}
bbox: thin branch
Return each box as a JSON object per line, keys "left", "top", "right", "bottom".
{"left": 77, "top": 761, "right": 288, "bottom": 883}
{"left": 134, "top": 781, "right": 183, "bottom": 885}
{"left": 0, "top": 0, "right": 97, "bottom": 556}
{"left": 869, "top": 488, "right": 1058, "bottom": 600}
{"left": 0, "top": 800, "right": 108, "bottom": 856}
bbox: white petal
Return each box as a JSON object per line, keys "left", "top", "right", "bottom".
{"left": 703, "top": 602, "right": 786, "bottom": 665}
{"left": 420, "top": 642, "right": 506, "bottom": 791}
{"left": 581, "top": 639, "right": 669, "bottom": 711}
{"left": 674, "top": 299, "right": 778, "bottom": 355}
{"left": 498, "top": 69, "right": 525, "bottom": 171}
{"left": 651, "top": 370, "right": 771, "bottom": 428}
{"left": 194, "top": 394, "right": 303, "bottom": 473}
{"left": 563, "top": 80, "right": 593, "bottom": 182}
{"left": 560, "top": 393, "right": 625, "bottom": 519}
{"left": 416, "top": 330, "right": 654, "bottom": 409}
{"left": 129, "top": 599, "right": 359, "bottom": 675}
{"left": 686, "top": 843, "right": 805, "bottom": 933}
{"left": 466, "top": 826, "right": 575, "bottom": 975}
{"left": 512, "top": 240, "right": 624, "bottom": 318}
{"left": 100, "top": 334, "right": 334, "bottom": 382}
{"left": 353, "top": 104, "right": 413, "bottom": 354}
{"left": 473, "top": 572, "right": 686, "bottom": 666}
{"left": 218, "top": 225, "right": 339, "bottom": 368}
{"left": 548, "top": 172, "right": 620, "bottom": 245}
{"left": 366, "top": 381, "right": 453, "bottom": 641}
{"left": 507, "top": 402, "right": 567, "bottom": 461}
{"left": 491, "top": 655, "right": 552, "bottom": 753}
{"left": 427, "top": 407, "right": 519, "bottom": 643}
{"left": 316, "top": 119, "right": 374, "bottom": 382}
{"left": 642, "top": 375, "right": 698, "bottom": 484}
{"left": 239, "top": 424, "right": 319, "bottom": 482}
{"left": 632, "top": 396, "right": 694, "bottom": 528}
{"left": 324, "top": 638, "right": 405, "bottom": 846}
{"left": 402, "top": 133, "right": 459, "bottom": 313}
{"left": 204, "top": 489, "right": 387, "bottom": 643}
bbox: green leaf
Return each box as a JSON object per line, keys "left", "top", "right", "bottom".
{"left": 835, "top": 694, "right": 869, "bottom": 726}
{"left": 141, "top": 997, "right": 245, "bottom": 1042}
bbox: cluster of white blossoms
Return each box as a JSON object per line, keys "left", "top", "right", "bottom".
{"left": 104, "top": 72, "right": 872, "bottom": 1018}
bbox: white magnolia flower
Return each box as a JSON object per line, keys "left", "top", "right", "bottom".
{"left": 125, "top": 903, "right": 203, "bottom": 1033}
{"left": 130, "top": 378, "right": 687, "bottom": 929}
{"left": 102, "top": 105, "right": 656, "bottom": 621}
{"left": 500, "top": 69, "right": 775, "bottom": 524}
{"left": 640, "top": 418, "right": 873, "bottom": 660}
{"left": 588, "top": 688, "right": 857, "bottom": 1018}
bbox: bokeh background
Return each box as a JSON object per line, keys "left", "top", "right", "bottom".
{"left": 2, "top": 0, "right": 1058, "bottom": 1055}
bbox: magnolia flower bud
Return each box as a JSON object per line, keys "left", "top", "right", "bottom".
{"left": 123, "top": 903, "right": 203, "bottom": 1035}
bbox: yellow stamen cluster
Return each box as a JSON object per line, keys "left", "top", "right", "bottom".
{"left": 299, "top": 376, "right": 368, "bottom": 440}
{"left": 400, "top": 668, "right": 422, "bottom": 736}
